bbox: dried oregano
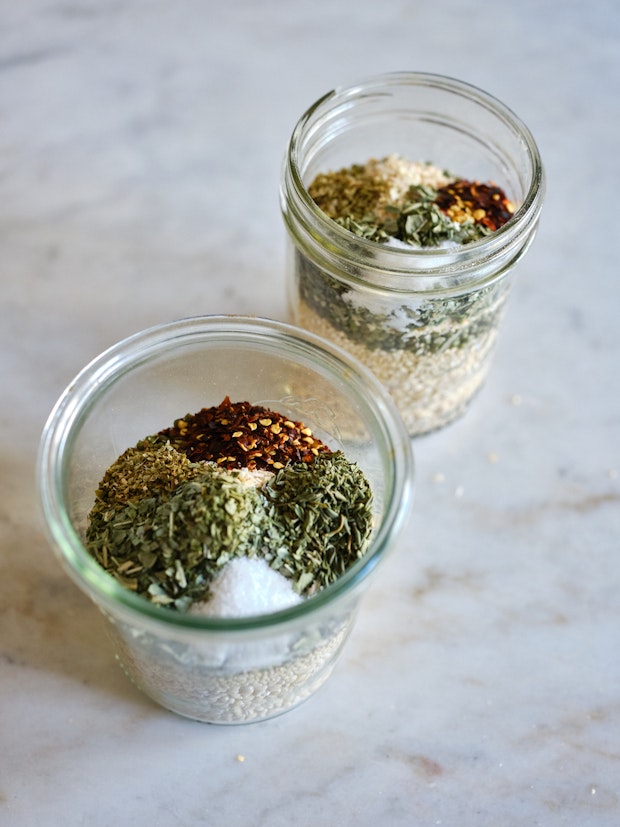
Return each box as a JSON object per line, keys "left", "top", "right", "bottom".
{"left": 90, "top": 442, "right": 204, "bottom": 512}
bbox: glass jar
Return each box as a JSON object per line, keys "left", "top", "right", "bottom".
{"left": 281, "top": 72, "right": 545, "bottom": 435}
{"left": 37, "top": 316, "right": 413, "bottom": 724}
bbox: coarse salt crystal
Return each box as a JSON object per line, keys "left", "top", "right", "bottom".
{"left": 190, "top": 557, "right": 302, "bottom": 618}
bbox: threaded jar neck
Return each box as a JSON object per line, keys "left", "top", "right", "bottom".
{"left": 281, "top": 71, "right": 544, "bottom": 294}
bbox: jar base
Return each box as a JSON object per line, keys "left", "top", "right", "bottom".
{"left": 293, "top": 300, "right": 498, "bottom": 438}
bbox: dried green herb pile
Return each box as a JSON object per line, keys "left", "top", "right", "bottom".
{"left": 308, "top": 154, "right": 514, "bottom": 246}
{"left": 86, "top": 398, "right": 373, "bottom": 611}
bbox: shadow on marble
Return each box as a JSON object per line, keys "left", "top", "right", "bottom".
{"left": 0, "top": 517, "right": 158, "bottom": 713}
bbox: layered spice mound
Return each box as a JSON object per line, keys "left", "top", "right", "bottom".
{"left": 86, "top": 397, "right": 373, "bottom": 613}
{"left": 308, "top": 154, "right": 514, "bottom": 245}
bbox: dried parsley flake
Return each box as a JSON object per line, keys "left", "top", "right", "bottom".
{"left": 263, "top": 451, "right": 373, "bottom": 595}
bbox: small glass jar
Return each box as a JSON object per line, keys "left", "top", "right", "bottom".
{"left": 281, "top": 72, "right": 545, "bottom": 436}
{"left": 37, "top": 316, "right": 413, "bottom": 724}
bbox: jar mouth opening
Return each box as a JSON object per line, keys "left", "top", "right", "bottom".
{"left": 284, "top": 71, "right": 545, "bottom": 283}
{"left": 37, "top": 315, "right": 414, "bottom": 635}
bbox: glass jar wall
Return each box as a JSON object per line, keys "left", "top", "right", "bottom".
{"left": 281, "top": 72, "right": 545, "bottom": 435}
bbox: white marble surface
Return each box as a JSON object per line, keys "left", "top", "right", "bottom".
{"left": 1, "top": 1, "right": 618, "bottom": 824}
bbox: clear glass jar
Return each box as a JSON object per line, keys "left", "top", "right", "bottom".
{"left": 281, "top": 72, "right": 545, "bottom": 435}
{"left": 37, "top": 316, "right": 413, "bottom": 724}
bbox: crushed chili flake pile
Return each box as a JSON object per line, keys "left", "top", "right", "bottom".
{"left": 148, "top": 396, "right": 330, "bottom": 471}
{"left": 86, "top": 398, "right": 373, "bottom": 613}
{"left": 434, "top": 179, "right": 515, "bottom": 232}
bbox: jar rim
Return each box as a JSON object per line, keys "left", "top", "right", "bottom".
{"left": 282, "top": 71, "right": 545, "bottom": 289}
{"left": 37, "top": 314, "right": 414, "bottom": 635}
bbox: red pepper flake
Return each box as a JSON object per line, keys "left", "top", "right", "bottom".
{"left": 157, "top": 397, "right": 331, "bottom": 472}
{"left": 435, "top": 180, "right": 515, "bottom": 232}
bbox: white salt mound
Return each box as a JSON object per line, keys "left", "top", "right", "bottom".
{"left": 190, "top": 557, "right": 303, "bottom": 618}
